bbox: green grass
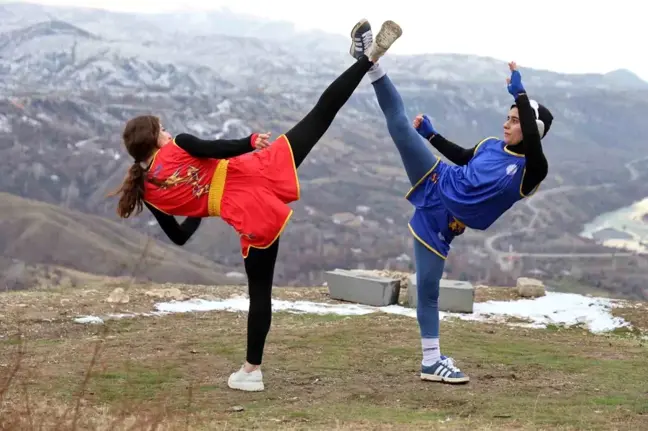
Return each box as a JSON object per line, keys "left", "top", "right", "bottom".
{"left": 1, "top": 309, "right": 647, "bottom": 430}
{"left": 88, "top": 363, "right": 183, "bottom": 403}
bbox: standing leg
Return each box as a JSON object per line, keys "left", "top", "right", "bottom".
{"left": 227, "top": 238, "right": 280, "bottom": 392}
{"left": 413, "top": 238, "right": 443, "bottom": 364}
{"left": 413, "top": 239, "right": 469, "bottom": 384}
{"left": 287, "top": 20, "right": 403, "bottom": 168}
{"left": 368, "top": 66, "right": 440, "bottom": 186}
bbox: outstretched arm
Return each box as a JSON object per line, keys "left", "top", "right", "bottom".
{"left": 144, "top": 201, "right": 202, "bottom": 246}
{"left": 506, "top": 62, "right": 548, "bottom": 195}
{"left": 413, "top": 114, "right": 476, "bottom": 166}
{"left": 173, "top": 132, "right": 270, "bottom": 159}
{"left": 427, "top": 134, "right": 477, "bottom": 166}
{"left": 515, "top": 93, "right": 548, "bottom": 195}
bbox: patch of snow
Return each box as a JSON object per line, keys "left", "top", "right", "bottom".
{"left": 212, "top": 99, "right": 231, "bottom": 115}
{"left": 555, "top": 80, "right": 573, "bottom": 88}
{"left": 74, "top": 312, "right": 167, "bottom": 324}
{"left": 0, "top": 115, "right": 13, "bottom": 133}
{"left": 464, "top": 292, "right": 628, "bottom": 333}
{"left": 396, "top": 253, "right": 411, "bottom": 262}
{"left": 154, "top": 295, "right": 375, "bottom": 316}
{"left": 107, "top": 313, "right": 139, "bottom": 319}
{"left": 378, "top": 305, "right": 416, "bottom": 318}
{"left": 71, "top": 292, "right": 632, "bottom": 334}
{"left": 20, "top": 115, "right": 40, "bottom": 127}
{"left": 226, "top": 271, "right": 246, "bottom": 280}
{"left": 186, "top": 122, "right": 210, "bottom": 135}
{"left": 74, "top": 315, "right": 104, "bottom": 324}
{"left": 152, "top": 292, "right": 630, "bottom": 333}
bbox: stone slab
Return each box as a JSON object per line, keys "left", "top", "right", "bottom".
{"left": 516, "top": 277, "right": 546, "bottom": 298}
{"left": 407, "top": 274, "right": 474, "bottom": 313}
{"left": 324, "top": 269, "right": 401, "bottom": 307}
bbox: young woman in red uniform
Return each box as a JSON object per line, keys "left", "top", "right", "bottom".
{"left": 110, "top": 19, "right": 402, "bottom": 392}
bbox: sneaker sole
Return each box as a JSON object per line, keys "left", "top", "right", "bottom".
{"left": 368, "top": 20, "right": 402, "bottom": 62}
{"left": 227, "top": 378, "right": 265, "bottom": 391}
{"left": 375, "top": 20, "right": 402, "bottom": 50}
{"left": 349, "top": 18, "right": 370, "bottom": 58}
{"left": 421, "top": 372, "right": 470, "bottom": 384}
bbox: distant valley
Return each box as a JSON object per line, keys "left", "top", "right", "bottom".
{"left": 1, "top": 2, "right": 648, "bottom": 299}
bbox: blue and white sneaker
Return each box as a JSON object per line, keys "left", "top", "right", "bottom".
{"left": 421, "top": 356, "right": 469, "bottom": 384}
{"left": 349, "top": 19, "right": 373, "bottom": 60}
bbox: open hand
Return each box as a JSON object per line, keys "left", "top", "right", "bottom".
{"left": 506, "top": 61, "right": 525, "bottom": 97}
{"left": 413, "top": 114, "right": 437, "bottom": 139}
{"left": 253, "top": 132, "right": 271, "bottom": 149}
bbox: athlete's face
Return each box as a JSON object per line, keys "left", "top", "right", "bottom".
{"left": 157, "top": 125, "right": 172, "bottom": 148}
{"left": 503, "top": 107, "right": 523, "bottom": 145}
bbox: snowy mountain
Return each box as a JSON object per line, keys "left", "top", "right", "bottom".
{"left": 1, "top": 2, "right": 648, "bottom": 298}
{"left": 2, "top": 3, "right": 646, "bottom": 93}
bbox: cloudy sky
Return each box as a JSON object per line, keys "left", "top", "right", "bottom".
{"left": 10, "top": 0, "right": 648, "bottom": 80}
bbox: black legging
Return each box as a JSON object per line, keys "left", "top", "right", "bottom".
{"left": 243, "top": 55, "right": 373, "bottom": 365}
{"left": 288, "top": 55, "right": 373, "bottom": 168}
{"left": 244, "top": 238, "right": 279, "bottom": 366}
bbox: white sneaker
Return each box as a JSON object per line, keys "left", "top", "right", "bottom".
{"left": 227, "top": 366, "right": 265, "bottom": 392}
{"left": 367, "top": 20, "right": 402, "bottom": 63}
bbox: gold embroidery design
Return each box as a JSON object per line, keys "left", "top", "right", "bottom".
{"left": 155, "top": 166, "right": 210, "bottom": 198}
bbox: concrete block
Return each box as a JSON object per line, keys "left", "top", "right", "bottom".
{"left": 407, "top": 274, "right": 474, "bottom": 313}
{"left": 516, "top": 277, "right": 546, "bottom": 298}
{"left": 324, "top": 269, "right": 401, "bottom": 307}
{"left": 407, "top": 274, "right": 417, "bottom": 307}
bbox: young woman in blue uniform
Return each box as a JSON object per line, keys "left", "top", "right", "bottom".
{"left": 352, "top": 23, "right": 553, "bottom": 384}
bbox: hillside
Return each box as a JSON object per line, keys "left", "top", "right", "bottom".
{"left": 0, "top": 192, "right": 236, "bottom": 286}
{"left": 1, "top": 3, "right": 648, "bottom": 297}
{"left": 0, "top": 273, "right": 647, "bottom": 430}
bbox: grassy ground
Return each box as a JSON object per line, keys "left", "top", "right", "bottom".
{"left": 1, "top": 280, "right": 647, "bottom": 430}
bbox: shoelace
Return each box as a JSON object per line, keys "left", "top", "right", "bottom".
{"left": 441, "top": 357, "right": 461, "bottom": 373}
{"left": 361, "top": 32, "right": 372, "bottom": 49}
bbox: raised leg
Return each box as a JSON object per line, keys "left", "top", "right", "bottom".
{"left": 287, "top": 19, "right": 403, "bottom": 168}
{"left": 286, "top": 55, "right": 373, "bottom": 168}
{"left": 371, "top": 73, "right": 439, "bottom": 186}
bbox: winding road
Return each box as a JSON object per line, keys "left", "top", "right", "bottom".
{"left": 484, "top": 156, "right": 648, "bottom": 264}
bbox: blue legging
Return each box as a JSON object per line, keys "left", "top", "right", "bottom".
{"left": 372, "top": 74, "right": 445, "bottom": 339}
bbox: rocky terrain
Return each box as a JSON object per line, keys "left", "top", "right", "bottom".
{"left": 2, "top": 2, "right": 648, "bottom": 298}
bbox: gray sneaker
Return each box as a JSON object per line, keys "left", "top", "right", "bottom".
{"left": 349, "top": 19, "right": 373, "bottom": 60}
{"left": 367, "top": 20, "right": 402, "bottom": 63}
